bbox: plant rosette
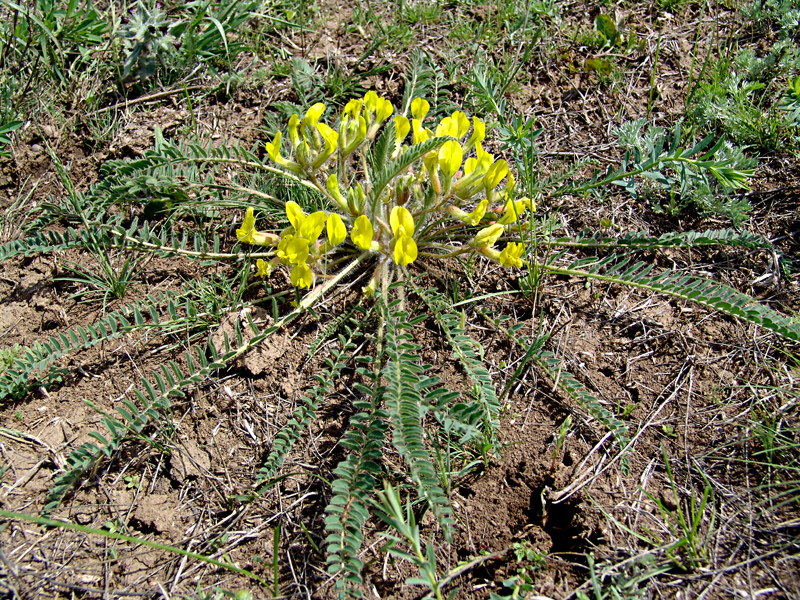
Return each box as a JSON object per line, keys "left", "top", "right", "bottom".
{"left": 236, "top": 92, "right": 534, "bottom": 290}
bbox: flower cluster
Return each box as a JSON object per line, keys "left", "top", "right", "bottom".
{"left": 237, "top": 92, "right": 534, "bottom": 289}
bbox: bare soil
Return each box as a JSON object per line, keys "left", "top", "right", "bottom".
{"left": 1, "top": 1, "right": 799, "bottom": 599}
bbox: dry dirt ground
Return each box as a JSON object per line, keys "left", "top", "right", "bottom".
{"left": 0, "top": 1, "right": 799, "bottom": 599}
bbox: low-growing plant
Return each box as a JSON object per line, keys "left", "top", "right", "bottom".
{"left": 488, "top": 541, "right": 547, "bottom": 600}
{"left": 613, "top": 118, "right": 757, "bottom": 225}
{"left": 688, "top": 43, "right": 800, "bottom": 154}
{"left": 118, "top": 0, "right": 181, "bottom": 81}
{"left": 2, "top": 86, "right": 799, "bottom": 596}
{"left": 642, "top": 448, "right": 714, "bottom": 573}
{"left": 743, "top": 0, "right": 800, "bottom": 36}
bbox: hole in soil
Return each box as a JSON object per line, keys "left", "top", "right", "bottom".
{"left": 527, "top": 490, "right": 589, "bottom": 554}
{"left": 40, "top": 319, "right": 60, "bottom": 331}
{"left": 628, "top": 386, "right": 640, "bottom": 403}
{"left": 563, "top": 452, "right": 574, "bottom": 467}
{"left": 599, "top": 366, "right": 614, "bottom": 378}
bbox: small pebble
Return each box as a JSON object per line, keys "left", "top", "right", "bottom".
{"left": 660, "top": 489, "right": 678, "bottom": 511}
{"left": 31, "top": 144, "right": 42, "bottom": 153}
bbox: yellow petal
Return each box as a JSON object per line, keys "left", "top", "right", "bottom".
{"left": 251, "top": 230, "right": 279, "bottom": 246}
{"left": 344, "top": 98, "right": 363, "bottom": 119}
{"left": 435, "top": 116, "right": 459, "bottom": 138}
{"left": 236, "top": 207, "right": 257, "bottom": 243}
{"left": 497, "top": 198, "right": 530, "bottom": 225}
{"left": 265, "top": 131, "right": 282, "bottom": 161}
{"left": 351, "top": 215, "right": 374, "bottom": 250}
{"left": 285, "top": 201, "right": 306, "bottom": 230}
{"left": 394, "top": 115, "right": 410, "bottom": 142}
{"left": 285, "top": 237, "right": 310, "bottom": 265}
{"left": 288, "top": 114, "right": 301, "bottom": 147}
{"left": 411, "top": 97, "right": 430, "bottom": 120}
{"left": 343, "top": 116, "right": 367, "bottom": 155}
{"left": 423, "top": 151, "right": 439, "bottom": 178}
{"left": 390, "top": 205, "right": 415, "bottom": 238}
{"left": 255, "top": 258, "right": 272, "bottom": 278}
{"left": 312, "top": 122, "right": 338, "bottom": 168}
{"left": 326, "top": 173, "right": 348, "bottom": 212}
{"left": 465, "top": 199, "right": 488, "bottom": 225}
{"left": 327, "top": 213, "right": 346, "bottom": 246}
{"left": 485, "top": 159, "right": 509, "bottom": 190}
{"left": 499, "top": 242, "right": 525, "bottom": 268}
{"left": 466, "top": 116, "right": 486, "bottom": 148}
{"left": 364, "top": 91, "right": 379, "bottom": 114}
{"left": 290, "top": 263, "right": 313, "bottom": 288}
{"left": 303, "top": 102, "right": 325, "bottom": 130}
{"left": 452, "top": 111, "right": 471, "bottom": 137}
{"left": 299, "top": 211, "right": 326, "bottom": 242}
{"left": 438, "top": 140, "right": 463, "bottom": 179}
{"left": 375, "top": 97, "right": 394, "bottom": 122}
{"left": 265, "top": 130, "right": 302, "bottom": 174}
{"left": 412, "top": 119, "right": 431, "bottom": 145}
{"left": 473, "top": 224, "right": 504, "bottom": 248}
{"left": 317, "top": 122, "right": 338, "bottom": 148}
{"left": 393, "top": 235, "right": 418, "bottom": 266}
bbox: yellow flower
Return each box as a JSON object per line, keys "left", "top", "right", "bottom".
{"left": 394, "top": 115, "right": 410, "bottom": 141}
{"left": 342, "top": 116, "right": 367, "bottom": 156}
{"left": 236, "top": 207, "right": 258, "bottom": 243}
{"left": 265, "top": 132, "right": 302, "bottom": 174}
{"left": 236, "top": 207, "right": 278, "bottom": 246}
{"left": 364, "top": 90, "right": 379, "bottom": 114}
{"left": 472, "top": 223, "right": 504, "bottom": 248}
{"left": 412, "top": 119, "right": 431, "bottom": 145}
{"left": 351, "top": 215, "right": 374, "bottom": 250}
{"left": 291, "top": 263, "right": 313, "bottom": 288}
{"left": 453, "top": 146, "right": 493, "bottom": 198}
{"left": 312, "top": 122, "right": 338, "bottom": 169}
{"left": 344, "top": 98, "right": 363, "bottom": 119}
{"left": 463, "top": 199, "right": 488, "bottom": 225}
{"left": 303, "top": 102, "right": 325, "bottom": 131}
{"left": 326, "top": 174, "right": 348, "bottom": 213}
{"left": 423, "top": 151, "right": 441, "bottom": 194}
{"left": 393, "top": 115, "right": 410, "bottom": 155}
{"left": 464, "top": 116, "right": 486, "bottom": 150}
{"left": 497, "top": 197, "right": 531, "bottom": 225}
{"left": 285, "top": 202, "right": 326, "bottom": 245}
{"left": 375, "top": 97, "right": 394, "bottom": 122}
{"left": 484, "top": 159, "right": 509, "bottom": 190}
{"left": 367, "top": 97, "right": 394, "bottom": 139}
{"left": 276, "top": 233, "right": 295, "bottom": 264}
{"left": 435, "top": 116, "right": 459, "bottom": 138}
{"left": 288, "top": 114, "right": 302, "bottom": 148}
{"left": 255, "top": 258, "right": 276, "bottom": 278}
{"left": 298, "top": 211, "right": 327, "bottom": 243}
{"left": 286, "top": 201, "right": 306, "bottom": 230}
{"left": 390, "top": 205, "right": 415, "bottom": 238}
{"left": 393, "top": 235, "right": 418, "bottom": 266}
{"left": 411, "top": 97, "right": 430, "bottom": 120}
{"left": 438, "top": 140, "right": 463, "bottom": 179}
{"left": 452, "top": 111, "right": 471, "bottom": 138}
{"left": 499, "top": 242, "right": 525, "bottom": 268}
{"left": 284, "top": 237, "right": 310, "bottom": 265}
{"left": 326, "top": 212, "right": 346, "bottom": 246}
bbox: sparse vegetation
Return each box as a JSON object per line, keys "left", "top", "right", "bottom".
{"left": 0, "top": 0, "right": 798, "bottom": 599}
